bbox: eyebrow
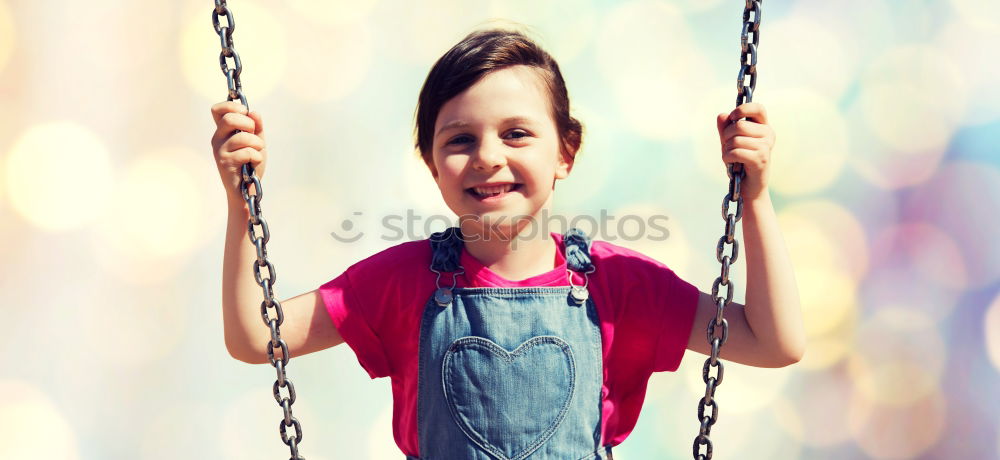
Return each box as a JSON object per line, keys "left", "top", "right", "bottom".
{"left": 436, "top": 116, "right": 537, "bottom": 137}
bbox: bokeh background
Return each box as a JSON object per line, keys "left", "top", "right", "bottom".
{"left": 1, "top": 0, "right": 998, "bottom": 458}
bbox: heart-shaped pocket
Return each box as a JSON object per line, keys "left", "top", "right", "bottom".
{"left": 442, "top": 335, "right": 576, "bottom": 460}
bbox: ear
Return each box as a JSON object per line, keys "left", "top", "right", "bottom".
{"left": 423, "top": 156, "right": 439, "bottom": 181}
{"left": 554, "top": 144, "right": 576, "bottom": 180}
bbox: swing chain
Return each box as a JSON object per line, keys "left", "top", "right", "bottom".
{"left": 212, "top": 0, "right": 248, "bottom": 108}
{"left": 692, "top": 1, "right": 760, "bottom": 459}
{"left": 212, "top": 2, "right": 306, "bottom": 459}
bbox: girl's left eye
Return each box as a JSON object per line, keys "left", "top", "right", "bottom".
{"left": 507, "top": 130, "right": 529, "bottom": 140}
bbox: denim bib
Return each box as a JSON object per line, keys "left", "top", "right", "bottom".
{"left": 407, "top": 227, "right": 614, "bottom": 460}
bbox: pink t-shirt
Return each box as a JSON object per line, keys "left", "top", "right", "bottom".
{"left": 318, "top": 231, "right": 700, "bottom": 457}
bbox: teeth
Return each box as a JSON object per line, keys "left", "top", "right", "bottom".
{"left": 473, "top": 184, "right": 514, "bottom": 196}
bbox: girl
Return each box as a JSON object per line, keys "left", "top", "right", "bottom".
{"left": 213, "top": 27, "right": 804, "bottom": 459}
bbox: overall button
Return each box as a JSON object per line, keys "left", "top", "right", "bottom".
{"left": 434, "top": 287, "right": 453, "bottom": 307}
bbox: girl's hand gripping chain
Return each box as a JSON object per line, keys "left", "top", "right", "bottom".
{"left": 210, "top": 101, "right": 269, "bottom": 201}
{"left": 716, "top": 102, "right": 776, "bottom": 203}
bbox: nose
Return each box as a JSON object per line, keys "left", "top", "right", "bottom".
{"left": 471, "top": 138, "right": 507, "bottom": 171}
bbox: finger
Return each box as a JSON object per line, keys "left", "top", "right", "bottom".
{"left": 212, "top": 112, "right": 256, "bottom": 148}
{"left": 232, "top": 146, "right": 264, "bottom": 166}
{"left": 247, "top": 110, "right": 265, "bottom": 141}
{"left": 717, "top": 112, "right": 731, "bottom": 139}
{"left": 222, "top": 131, "right": 266, "bottom": 154}
{"left": 722, "top": 148, "right": 756, "bottom": 166}
{"left": 722, "top": 119, "right": 770, "bottom": 140}
{"left": 729, "top": 102, "right": 767, "bottom": 124}
{"left": 722, "top": 135, "right": 759, "bottom": 153}
{"left": 727, "top": 102, "right": 768, "bottom": 125}
{"left": 220, "top": 111, "right": 256, "bottom": 135}
{"left": 211, "top": 101, "right": 245, "bottom": 124}
{"left": 210, "top": 100, "right": 250, "bottom": 126}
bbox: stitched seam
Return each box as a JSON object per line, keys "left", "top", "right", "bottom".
{"left": 416, "top": 298, "right": 438, "bottom": 459}
{"left": 452, "top": 287, "right": 572, "bottom": 295}
{"left": 442, "top": 335, "right": 575, "bottom": 460}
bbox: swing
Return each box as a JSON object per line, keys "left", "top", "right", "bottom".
{"left": 210, "top": 1, "right": 764, "bottom": 458}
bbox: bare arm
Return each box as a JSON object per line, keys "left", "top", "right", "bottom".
{"left": 740, "top": 193, "right": 805, "bottom": 363}
{"left": 685, "top": 193, "right": 805, "bottom": 368}
{"left": 689, "top": 103, "right": 805, "bottom": 367}
{"left": 213, "top": 101, "right": 344, "bottom": 364}
{"left": 221, "top": 200, "right": 345, "bottom": 364}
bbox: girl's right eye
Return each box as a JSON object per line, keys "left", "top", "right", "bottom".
{"left": 448, "top": 135, "right": 472, "bottom": 145}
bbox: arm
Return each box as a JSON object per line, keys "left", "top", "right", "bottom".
{"left": 222, "top": 199, "right": 345, "bottom": 364}
{"left": 685, "top": 203, "right": 805, "bottom": 369}
{"left": 685, "top": 103, "right": 805, "bottom": 368}
{"left": 212, "top": 101, "right": 343, "bottom": 364}
{"left": 740, "top": 193, "right": 805, "bottom": 364}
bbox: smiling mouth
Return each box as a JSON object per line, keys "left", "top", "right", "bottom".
{"left": 466, "top": 184, "right": 523, "bottom": 198}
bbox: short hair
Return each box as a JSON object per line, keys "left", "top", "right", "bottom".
{"left": 413, "top": 27, "right": 584, "bottom": 169}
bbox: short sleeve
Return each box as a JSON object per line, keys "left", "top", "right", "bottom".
{"left": 318, "top": 271, "right": 392, "bottom": 379}
{"left": 651, "top": 269, "right": 701, "bottom": 372}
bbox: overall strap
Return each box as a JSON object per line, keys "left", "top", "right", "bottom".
{"left": 429, "top": 226, "right": 595, "bottom": 273}
{"left": 429, "top": 227, "right": 464, "bottom": 273}
{"left": 563, "top": 227, "right": 595, "bottom": 273}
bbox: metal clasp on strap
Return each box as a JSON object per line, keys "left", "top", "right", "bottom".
{"left": 429, "top": 265, "right": 464, "bottom": 307}
{"left": 567, "top": 265, "right": 595, "bottom": 305}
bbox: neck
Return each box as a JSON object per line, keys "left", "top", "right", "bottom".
{"left": 458, "top": 212, "right": 558, "bottom": 281}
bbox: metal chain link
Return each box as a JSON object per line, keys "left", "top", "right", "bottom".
{"left": 212, "top": 2, "right": 306, "bottom": 459}
{"left": 691, "top": 1, "right": 761, "bottom": 458}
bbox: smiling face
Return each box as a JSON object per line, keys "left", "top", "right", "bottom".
{"left": 428, "top": 65, "right": 575, "bottom": 238}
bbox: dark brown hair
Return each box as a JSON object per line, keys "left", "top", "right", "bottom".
{"left": 413, "top": 27, "right": 584, "bottom": 169}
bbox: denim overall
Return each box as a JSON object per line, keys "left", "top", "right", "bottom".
{"left": 406, "top": 227, "right": 614, "bottom": 460}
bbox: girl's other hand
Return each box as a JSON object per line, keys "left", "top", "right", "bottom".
{"left": 210, "top": 101, "right": 268, "bottom": 202}
{"left": 715, "top": 102, "right": 776, "bottom": 202}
